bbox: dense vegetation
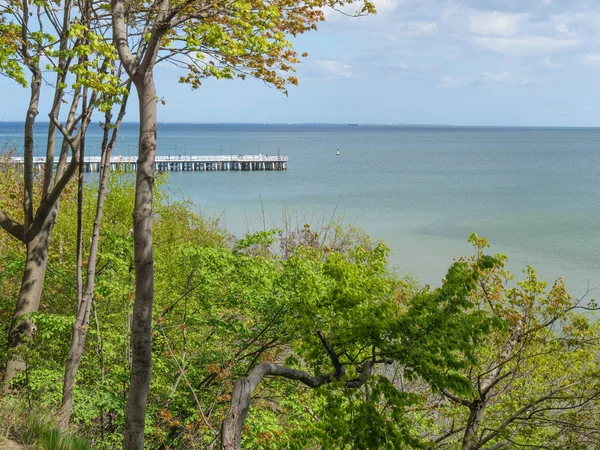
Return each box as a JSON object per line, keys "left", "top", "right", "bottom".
{"left": 1, "top": 0, "right": 599, "bottom": 447}
{"left": 1, "top": 165, "right": 599, "bottom": 449}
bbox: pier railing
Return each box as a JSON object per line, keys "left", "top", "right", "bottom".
{"left": 5, "top": 155, "right": 288, "bottom": 173}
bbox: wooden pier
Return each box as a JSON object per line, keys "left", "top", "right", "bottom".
{"left": 7, "top": 155, "right": 288, "bottom": 173}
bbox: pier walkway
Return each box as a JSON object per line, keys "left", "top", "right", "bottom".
{"left": 7, "top": 155, "right": 288, "bottom": 173}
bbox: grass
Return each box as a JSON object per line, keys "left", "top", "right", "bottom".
{"left": 0, "top": 398, "right": 90, "bottom": 450}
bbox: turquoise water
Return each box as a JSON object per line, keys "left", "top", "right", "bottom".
{"left": 2, "top": 122, "right": 599, "bottom": 293}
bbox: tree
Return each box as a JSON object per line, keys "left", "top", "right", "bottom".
{"left": 58, "top": 82, "right": 132, "bottom": 428}
{"left": 0, "top": 0, "right": 125, "bottom": 388}
{"left": 221, "top": 231, "right": 499, "bottom": 449}
{"left": 109, "top": 0, "right": 374, "bottom": 446}
{"left": 3, "top": 171, "right": 599, "bottom": 450}
{"left": 429, "top": 235, "right": 600, "bottom": 450}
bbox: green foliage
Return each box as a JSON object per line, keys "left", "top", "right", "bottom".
{"left": 1, "top": 170, "right": 598, "bottom": 449}
{"left": 0, "top": 0, "right": 128, "bottom": 116}
{"left": 420, "top": 234, "right": 600, "bottom": 449}
{"left": 118, "top": 0, "right": 377, "bottom": 93}
{"left": 64, "top": 24, "right": 129, "bottom": 112}
{"left": 0, "top": 398, "right": 91, "bottom": 450}
{"left": 390, "top": 259, "right": 500, "bottom": 394}
{"left": 0, "top": 20, "right": 26, "bottom": 86}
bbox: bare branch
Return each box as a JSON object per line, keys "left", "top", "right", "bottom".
{"left": 49, "top": 116, "right": 76, "bottom": 146}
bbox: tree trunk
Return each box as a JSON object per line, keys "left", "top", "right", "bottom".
{"left": 220, "top": 362, "right": 360, "bottom": 450}
{"left": 221, "top": 364, "right": 303, "bottom": 450}
{"left": 462, "top": 401, "right": 486, "bottom": 450}
{"left": 4, "top": 78, "right": 89, "bottom": 389}
{"left": 123, "top": 76, "right": 157, "bottom": 450}
{"left": 460, "top": 320, "right": 524, "bottom": 450}
{"left": 42, "top": 0, "right": 72, "bottom": 198}
{"left": 22, "top": 69, "right": 41, "bottom": 231}
{"left": 221, "top": 378, "right": 253, "bottom": 450}
{"left": 58, "top": 95, "right": 129, "bottom": 428}
{"left": 57, "top": 90, "right": 88, "bottom": 429}
{"left": 3, "top": 68, "right": 43, "bottom": 391}
{"left": 3, "top": 214, "right": 54, "bottom": 389}
{"left": 2, "top": 0, "right": 84, "bottom": 390}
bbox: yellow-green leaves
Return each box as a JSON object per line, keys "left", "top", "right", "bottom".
{"left": 159, "top": 0, "right": 367, "bottom": 93}
{"left": 428, "top": 236, "right": 600, "bottom": 449}
{"left": 0, "top": 21, "right": 27, "bottom": 86}
{"left": 64, "top": 24, "right": 128, "bottom": 112}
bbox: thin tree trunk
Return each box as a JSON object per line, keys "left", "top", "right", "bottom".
{"left": 4, "top": 86, "right": 87, "bottom": 389}
{"left": 123, "top": 77, "right": 158, "bottom": 450}
{"left": 92, "top": 302, "right": 106, "bottom": 441}
{"left": 57, "top": 87, "right": 88, "bottom": 429}
{"left": 111, "top": 0, "right": 169, "bottom": 445}
{"left": 22, "top": 70, "right": 41, "bottom": 232}
{"left": 222, "top": 378, "right": 253, "bottom": 450}
{"left": 58, "top": 91, "right": 130, "bottom": 429}
{"left": 459, "top": 319, "right": 524, "bottom": 450}
{"left": 42, "top": 0, "right": 72, "bottom": 198}
{"left": 2, "top": 0, "right": 87, "bottom": 390}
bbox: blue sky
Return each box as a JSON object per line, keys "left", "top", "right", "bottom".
{"left": 1, "top": 0, "right": 600, "bottom": 126}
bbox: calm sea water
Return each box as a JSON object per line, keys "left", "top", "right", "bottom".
{"left": 2, "top": 122, "right": 599, "bottom": 293}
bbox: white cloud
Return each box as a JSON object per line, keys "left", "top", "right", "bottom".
{"left": 309, "top": 60, "right": 354, "bottom": 80}
{"left": 386, "top": 20, "right": 438, "bottom": 39}
{"left": 318, "top": 0, "right": 599, "bottom": 90}
{"left": 582, "top": 53, "right": 600, "bottom": 64}
{"left": 549, "top": 12, "right": 600, "bottom": 31}
{"left": 480, "top": 72, "right": 538, "bottom": 86}
{"left": 406, "top": 21, "right": 438, "bottom": 36}
{"left": 538, "top": 56, "right": 562, "bottom": 69}
{"left": 388, "top": 62, "right": 409, "bottom": 70}
{"left": 553, "top": 23, "right": 575, "bottom": 37}
{"left": 437, "top": 76, "right": 471, "bottom": 88}
{"left": 471, "top": 36, "right": 579, "bottom": 55}
{"left": 480, "top": 72, "right": 512, "bottom": 83}
{"left": 469, "top": 11, "right": 529, "bottom": 37}
{"left": 374, "top": 0, "right": 398, "bottom": 13}
{"left": 438, "top": 72, "right": 539, "bottom": 88}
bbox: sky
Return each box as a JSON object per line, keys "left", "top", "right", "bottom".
{"left": 1, "top": 0, "right": 600, "bottom": 126}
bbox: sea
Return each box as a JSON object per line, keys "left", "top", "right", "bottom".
{"left": 1, "top": 122, "right": 599, "bottom": 294}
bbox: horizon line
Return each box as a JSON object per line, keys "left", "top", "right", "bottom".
{"left": 1, "top": 120, "right": 599, "bottom": 129}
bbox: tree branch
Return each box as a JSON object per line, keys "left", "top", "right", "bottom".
{"left": 49, "top": 116, "right": 76, "bottom": 146}
{"left": 432, "top": 421, "right": 466, "bottom": 446}
{"left": 441, "top": 389, "right": 472, "bottom": 407}
{"left": 27, "top": 90, "right": 97, "bottom": 242}
{"left": 0, "top": 208, "right": 25, "bottom": 243}
{"left": 478, "top": 383, "right": 583, "bottom": 448}
{"left": 111, "top": 0, "right": 137, "bottom": 77}
{"left": 137, "top": 0, "right": 170, "bottom": 76}
{"left": 221, "top": 361, "right": 374, "bottom": 449}
{"left": 316, "top": 328, "right": 344, "bottom": 376}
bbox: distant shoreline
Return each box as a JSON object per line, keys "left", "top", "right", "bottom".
{"left": 1, "top": 121, "right": 599, "bottom": 130}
